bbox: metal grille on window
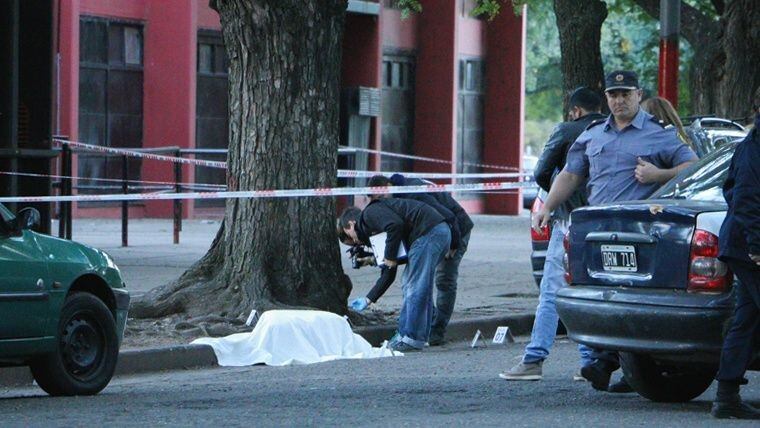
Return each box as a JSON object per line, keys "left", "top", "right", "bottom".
{"left": 195, "top": 33, "right": 229, "bottom": 208}
{"left": 457, "top": 58, "right": 484, "bottom": 187}
{"left": 78, "top": 18, "right": 144, "bottom": 200}
{"left": 381, "top": 53, "right": 416, "bottom": 172}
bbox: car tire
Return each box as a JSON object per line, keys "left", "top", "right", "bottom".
{"left": 30, "top": 292, "right": 119, "bottom": 396}
{"left": 619, "top": 352, "right": 715, "bottom": 403}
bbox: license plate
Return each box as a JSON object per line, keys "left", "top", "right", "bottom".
{"left": 601, "top": 244, "right": 637, "bottom": 272}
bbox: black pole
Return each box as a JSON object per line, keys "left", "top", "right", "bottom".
{"left": 64, "top": 144, "right": 72, "bottom": 239}
{"left": 58, "top": 144, "right": 68, "bottom": 238}
{"left": 173, "top": 149, "right": 182, "bottom": 244}
{"left": 121, "top": 154, "right": 128, "bottom": 247}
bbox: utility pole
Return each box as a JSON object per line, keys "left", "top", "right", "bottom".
{"left": 658, "top": 0, "right": 680, "bottom": 108}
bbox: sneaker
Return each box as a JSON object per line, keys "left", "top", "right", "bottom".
{"left": 573, "top": 371, "right": 587, "bottom": 382}
{"left": 581, "top": 361, "right": 615, "bottom": 391}
{"left": 499, "top": 361, "right": 543, "bottom": 381}
{"left": 389, "top": 340, "right": 422, "bottom": 353}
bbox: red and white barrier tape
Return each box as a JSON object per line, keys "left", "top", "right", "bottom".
{"left": 53, "top": 139, "right": 227, "bottom": 169}
{"left": 339, "top": 146, "right": 520, "bottom": 172}
{"left": 337, "top": 170, "right": 528, "bottom": 179}
{"left": 0, "top": 170, "right": 225, "bottom": 189}
{"left": 0, "top": 181, "right": 535, "bottom": 204}
{"left": 54, "top": 139, "right": 523, "bottom": 174}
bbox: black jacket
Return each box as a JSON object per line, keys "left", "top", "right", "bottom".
{"left": 534, "top": 112, "right": 605, "bottom": 220}
{"left": 356, "top": 197, "right": 445, "bottom": 262}
{"left": 719, "top": 116, "right": 760, "bottom": 263}
{"left": 357, "top": 197, "right": 446, "bottom": 303}
{"left": 394, "top": 176, "right": 474, "bottom": 242}
{"left": 396, "top": 192, "right": 461, "bottom": 250}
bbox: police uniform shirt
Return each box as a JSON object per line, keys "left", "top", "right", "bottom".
{"left": 564, "top": 108, "right": 698, "bottom": 206}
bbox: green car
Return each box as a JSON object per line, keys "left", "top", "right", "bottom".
{"left": 0, "top": 203, "right": 129, "bottom": 396}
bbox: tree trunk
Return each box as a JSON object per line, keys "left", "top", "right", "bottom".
{"left": 553, "top": 0, "right": 608, "bottom": 115}
{"left": 632, "top": 0, "right": 760, "bottom": 121}
{"left": 131, "top": 0, "right": 353, "bottom": 320}
{"left": 716, "top": 0, "right": 760, "bottom": 121}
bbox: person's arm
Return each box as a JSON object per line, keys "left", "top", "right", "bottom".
{"left": 534, "top": 125, "right": 566, "bottom": 192}
{"left": 636, "top": 136, "right": 700, "bottom": 184}
{"left": 533, "top": 170, "right": 584, "bottom": 231}
{"left": 635, "top": 158, "right": 696, "bottom": 184}
{"left": 364, "top": 203, "right": 404, "bottom": 266}
{"left": 533, "top": 135, "right": 590, "bottom": 232}
{"left": 732, "top": 142, "right": 760, "bottom": 263}
{"left": 366, "top": 266, "right": 398, "bottom": 303}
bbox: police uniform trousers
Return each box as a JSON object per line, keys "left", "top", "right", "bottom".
{"left": 716, "top": 260, "right": 760, "bottom": 382}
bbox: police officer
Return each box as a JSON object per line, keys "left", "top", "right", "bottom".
{"left": 533, "top": 70, "right": 698, "bottom": 391}
{"left": 500, "top": 87, "right": 604, "bottom": 382}
{"left": 711, "top": 101, "right": 760, "bottom": 420}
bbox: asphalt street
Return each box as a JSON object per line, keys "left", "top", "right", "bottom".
{"left": 2, "top": 340, "right": 757, "bottom": 427}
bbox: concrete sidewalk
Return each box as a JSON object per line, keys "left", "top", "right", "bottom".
{"left": 2, "top": 214, "right": 540, "bottom": 388}
{"left": 62, "top": 214, "right": 539, "bottom": 315}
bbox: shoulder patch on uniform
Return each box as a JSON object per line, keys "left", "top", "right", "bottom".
{"left": 584, "top": 119, "right": 606, "bottom": 131}
{"left": 649, "top": 116, "right": 667, "bottom": 128}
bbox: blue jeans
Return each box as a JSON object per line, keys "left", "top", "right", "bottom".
{"left": 398, "top": 223, "right": 451, "bottom": 348}
{"left": 523, "top": 220, "right": 594, "bottom": 367}
{"left": 430, "top": 231, "right": 470, "bottom": 342}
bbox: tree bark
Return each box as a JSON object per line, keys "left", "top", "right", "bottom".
{"left": 131, "top": 0, "right": 353, "bottom": 320}
{"left": 552, "top": 0, "right": 608, "bottom": 115}
{"left": 631, "top": 0, "right": 760, "bottom": 121}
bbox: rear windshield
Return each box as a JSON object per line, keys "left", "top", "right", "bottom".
{"left": 651, "top": 142, "right": 736, "bottom": 202}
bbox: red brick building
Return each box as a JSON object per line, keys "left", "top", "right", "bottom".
{"left": 4, "top": 0, "right": 526, "bottom": 220}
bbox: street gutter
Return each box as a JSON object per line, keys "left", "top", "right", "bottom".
{"left": 0, "top": 312, "right": 534, "bottom": 389}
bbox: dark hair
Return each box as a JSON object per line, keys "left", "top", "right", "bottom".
{"left": 367, "top": 175, "right": 390, "bottom": 187}
{"left": 569, "top": 87, "right": 602, "bottom": 112}
{"left": 338, "top": 206, "right": 360, "bottom": 229}
{"left": 389, "top": 174, "right": 406, "bottom": 186}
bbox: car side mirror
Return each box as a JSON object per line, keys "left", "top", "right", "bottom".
{"left": 16, "top": 207, "right": 41, "bottom": 231}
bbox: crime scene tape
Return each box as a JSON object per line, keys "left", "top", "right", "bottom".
{"left": 0, "top": 181, "right": 536, "bottom": 204}
{"left": 338, "top": 146, "right": 520, "bottom": 172}
{"left": 0, "top": 170, "right": 225, "bottom": 189}
{"left": 55, "top": 139, "right": 523, "bottom": 174}
{"left": 53, "top": 139, "right": 227, "bottom": 169}
{"left": 337, "top": 170, "right": 528, "bottom": 179}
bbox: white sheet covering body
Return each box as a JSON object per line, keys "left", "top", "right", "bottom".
{"left": 192, "top": 310, "right": 398, "bottom": 366}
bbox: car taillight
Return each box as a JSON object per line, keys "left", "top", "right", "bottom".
{"left": 688, "top": 229, "right": 731, "bottom": 292}
{"left": 530, "top": 197, "right": 551, "bottom": 242}
{"left": 563, "top": 231, "right": 572, "bottom": 284}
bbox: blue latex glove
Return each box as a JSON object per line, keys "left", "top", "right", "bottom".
{"left": 350, "top": 297, "right": 370, "bottom": 312}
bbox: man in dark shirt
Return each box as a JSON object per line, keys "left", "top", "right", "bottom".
{"left": 711, "top": 103, "right": 760, "bottom": 420}
{"left": 339, "top": 196, "right": 451, "bottom": 352}
{"left": 387, "top": 173, "right": 475, "bottom": 346}
{"left": 501, "top": 87, "right": 604, "bottom": 382}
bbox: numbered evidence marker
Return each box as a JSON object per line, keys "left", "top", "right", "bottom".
{"left": 492, "top": 326, "right": 515, "bottom": 345}
{"left": 470, "top": 329, "right": 488, "bottom": 348}
{"left": 246, "top": 309, "right": 260, "bottom": 328}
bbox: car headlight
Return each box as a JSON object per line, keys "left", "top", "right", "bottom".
{"left": 103, "top": 251, "right": 120, "bottom": 272}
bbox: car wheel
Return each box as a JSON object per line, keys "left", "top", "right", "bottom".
{"left": 30, "top": 292, "right": 119, "bottom": 396}
{"left": 619, "top": 352, "right": 715, "bottom": 403}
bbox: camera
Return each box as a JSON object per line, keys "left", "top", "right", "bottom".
{"left": 347, "top": 245, "right": 376, "bottom": 269}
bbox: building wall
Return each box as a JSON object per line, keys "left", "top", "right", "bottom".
{"left": 57, "top": 0, "right": 524, "bottom": 218}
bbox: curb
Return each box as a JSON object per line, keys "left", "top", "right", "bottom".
{"left": 0, "top": 312, "right": 534, "bottom": 390}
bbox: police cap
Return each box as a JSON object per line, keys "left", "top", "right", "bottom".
{"left": 604, "top": 70, "right": 639, "bottom": 92}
